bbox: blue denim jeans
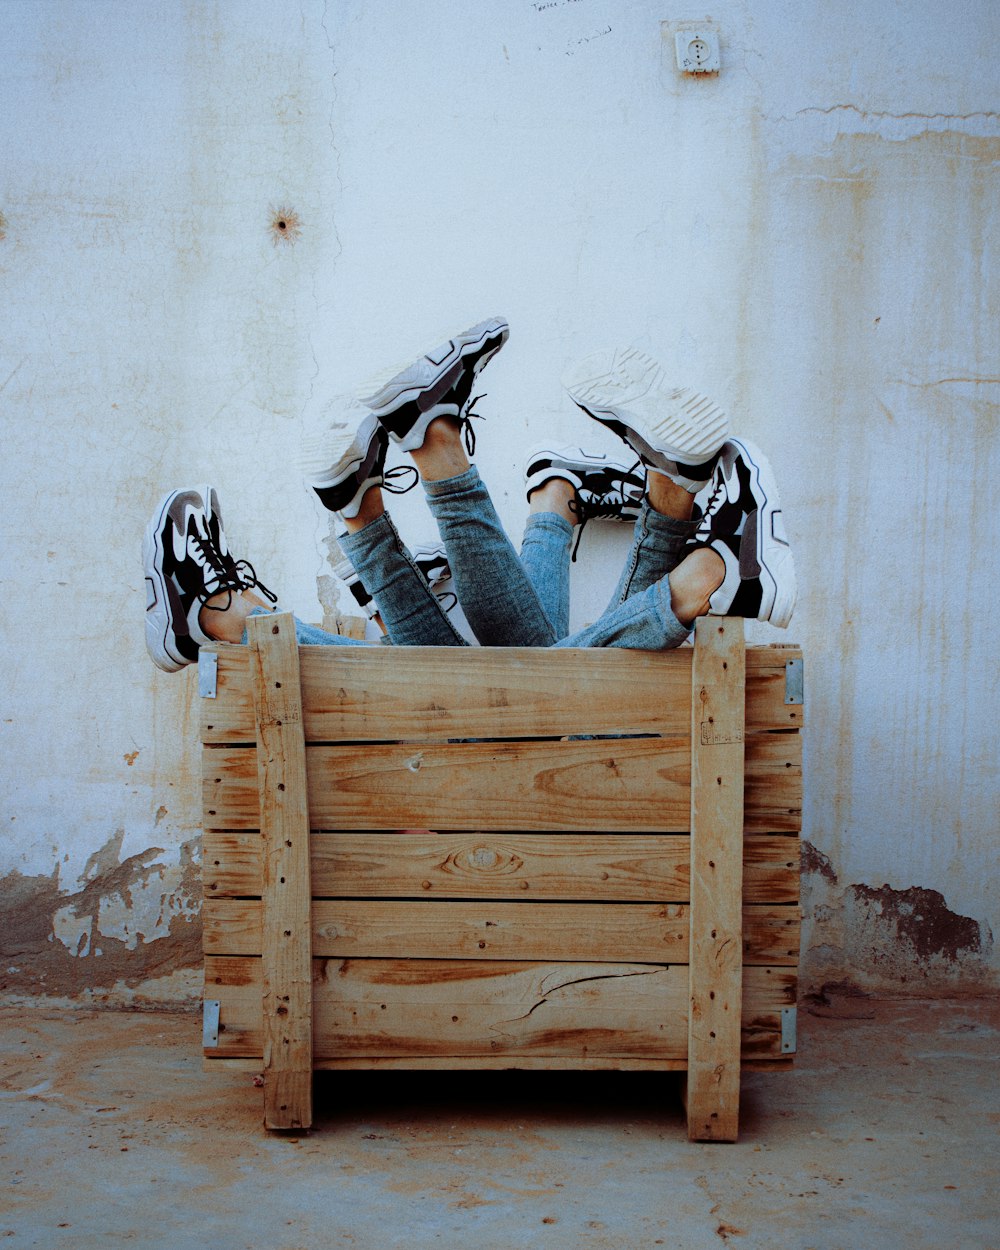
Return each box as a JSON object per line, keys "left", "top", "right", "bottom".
{"left": 248, "top": 467, "right": 693, "bottom": 651}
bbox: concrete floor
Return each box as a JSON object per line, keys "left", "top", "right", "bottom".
{"left": 1, "top": 991, "right": 997, "bottom": 1250}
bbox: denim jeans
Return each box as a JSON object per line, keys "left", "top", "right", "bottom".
{"left": 248, "top": 467, "right": 694, "bottom": 652}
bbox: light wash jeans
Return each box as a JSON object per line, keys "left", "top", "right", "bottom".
{"left": 247, "top": 467, "right": 694, "bottom": 651}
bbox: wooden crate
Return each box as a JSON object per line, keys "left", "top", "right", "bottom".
{"left": 199, "top": 614, "right": 803, "bottom": 1141}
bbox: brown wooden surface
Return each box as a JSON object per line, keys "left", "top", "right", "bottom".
{"left": 203, "top": 898, "right": 799, "bottom": 965}
{"left": 686, "top": 617, "right": 746, "bottom": 1142}
{"left": 247, "top": 613, "right": 313, "bottom": 1131}
{"left": 202, "top": 831, "right": 800, "bottom": 903}
{"left": 201, "top": 644, "right": 803, "bottom": 745}
{"left": 202, "top": 733, "right": 799, "bottom": 834}
{"left": 204, "top": 1053, "right": 794, "bottom": 1073}
{"left": 203, "top": 957, "right": 795, "bottom": 1062}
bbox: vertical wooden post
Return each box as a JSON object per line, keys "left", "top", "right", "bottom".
{"left": 685, "top": 616, "right": 745, "bottom": 1142}
{"left": 247, "top": 612, "right": 313, "bottom": 1131}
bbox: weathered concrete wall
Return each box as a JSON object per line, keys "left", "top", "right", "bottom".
{"left": 1, "top": 0, "right": 996, "bottom": 1004}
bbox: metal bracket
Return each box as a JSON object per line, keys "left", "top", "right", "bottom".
{"left": 203, "top": 999, "right": 221, "bottom": 1048}
{"left": 784, "top": 657, "right": 804, "bottom": 706}
{"left": 198, "top": 651, "right": 218, "bottom": 699}
{"left": 781, "top": 1006, "right": 797, "bottom": 1054}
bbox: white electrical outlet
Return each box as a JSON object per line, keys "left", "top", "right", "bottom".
{"left": 675, "top": 30, "right": 720, "bottom": 74}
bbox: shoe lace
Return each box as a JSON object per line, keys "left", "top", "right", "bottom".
{"left": 457, "top": 392, "right": 487, "bottom": 457}
{"left": 692, "top": 469, "right": 727, "bottom": 542}
{"left": 383, "top": 463, "right": 419, "bottom": 495}
{"left": 192, "top": 527, "right": 277, "bottom": 614}
{"left": 567, "top": 462, "right": 644, "bottom": 562}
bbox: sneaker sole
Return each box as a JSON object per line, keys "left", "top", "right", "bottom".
{"left": 523, "top": 442, "right": 645, "bottom": 495}
{"left": 563, "top": 348, "right": 728, "bottom": 466}
{"left": 299, "top": 407, "right": 380, "bottom": 486}
{"left": 142, "top": 487, "right": 203, "bottom": 672}
{"left": 728, "top": 436, "right": 797, "bottom": 628}
{"left": 360, "top": 317, "right": 509, "bottom": 446}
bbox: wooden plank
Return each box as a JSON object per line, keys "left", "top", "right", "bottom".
{"left": 202, "top": 645, "right": 694, "bottom": 744}
{"left": 202, "top": 734, "right": 797, "bottom": 834}
{"left": 202, "top": 958, "right": 795, "bottom": 1061}
{"left": 206, "top": 1054, "right": 793, "bottom": 1072}
{"left": 203, "top": 899, "right": 798, "bottom": 965}
{"left": 318, "top": 833, "right": 691, "bottom": 902}
{"left": 205, "top": 736, "right": 691, "bottom": 833}
{"left": 206, "top": 899, "right": 686, "bottom": 961}
{"left": 202, "top": 831, "right": 799, "bottom": 904}
{"left": 686, "top": 616, "right": 746, "bottom": 1142}
{"left": 201, "top": 644, "right": 803, "bottom": 746}
{"left": 247, "top": 612, "right": 313, "bottom": 1131}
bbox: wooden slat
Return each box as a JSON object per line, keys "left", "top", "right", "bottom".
{"left": 202, "top": 733, "right": 799, "bottom": 834}
{"left": 201, "top": 644, "right": 803, "bottom": 745}
{"left": 205, "top": 1055, "right": 692, "bottom": 1072}
{"left": 742, "top": 834, "right": 800, "bottom": 903}
{"left": 686, "top": 617, "right": 745, "bottom": 1143}
{"left": 202, "top": 646, "right": 694, "bottom": 744}
{"left": 202, "top": 831, "right": 800, "bottom": 904}
{"left": 203, "top": 899, "right": 798, "bottom": 966}
{"left": 247, "top": 613, "right": 313, "bottom": 1131}
{"left": 744, "top": 733, "right": 802, "bottom": 832}
{"left": 205, "top": 737, "right": 690, "bottom": 833}
{"left": 207, "top": 1053, "right": 794, "bottom": 1072}
{"left": 203, "top": 958, "right": 794, "bottom": 1062}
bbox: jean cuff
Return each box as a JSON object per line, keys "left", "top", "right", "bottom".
{"left": 421, "top": 465, "right": 482, "bottom": 499}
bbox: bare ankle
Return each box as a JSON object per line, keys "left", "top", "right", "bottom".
{"left": 529, "top": 478, "right": 577, "bottom": 524}
{"left": 647, "top": 469, "right": 697, "bottom": 521}
{"left": 200, "top": 590, "right": 273, "bottom": 644}
{"left": 668, "top": 547, "right": 725, "bottom": 626}
{"left": 410, "top": 417, "right": 470, "bottom": 482}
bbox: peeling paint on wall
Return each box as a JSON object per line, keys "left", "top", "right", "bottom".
{"left": 801, "top": 848, "right": 994, "bottom": 992}
{"left": 846, "top": 884, "right": 988, "bottom": 970}
{"left": 0, "top": 833, "right": 202, "bottom": 999}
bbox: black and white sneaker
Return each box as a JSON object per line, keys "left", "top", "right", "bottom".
{"left": 411, "top": 542, "right": 453, "bottom": 592}
{"left": 525, "top": 445, "right": 647, "bottom": 560}
{"left": 562, "top": 348, "right": 728, "bottom": 492}
{"left": 300, "top": 400, "right": 417, "bottom": 518}
{"left": 143, "top": 486, "right": 276, "bottom": 672}
{"left": 360, "top": 317, "right": 509, "bottom": 452}
{"left": 524, "top": 445, "right": 645, "bottom": 522}
{"left": 331, "top": 553, "right": 379, "bottom": 619}
{"left": 688, "top": 437, "right": 797, "bottom": 628}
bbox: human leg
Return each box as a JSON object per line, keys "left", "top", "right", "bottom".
{"left": 361, "top": 317, "right": 560, "bottom": 647}
{"left": 299, "top": 401, "right": 468, "bottom": 647}
{"left": 520, "top": 446, "right": 645, "bottom": 639}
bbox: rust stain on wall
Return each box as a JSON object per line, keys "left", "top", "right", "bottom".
{"left": 800, "top": 840, "right": 838, "bottom": 884}
{"left": 269, "top": 205, "right": 301, "bottom": 245}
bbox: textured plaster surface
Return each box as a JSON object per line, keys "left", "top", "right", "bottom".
{"left": 0, "top": 0, "right": 997, "bottom": 1000}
